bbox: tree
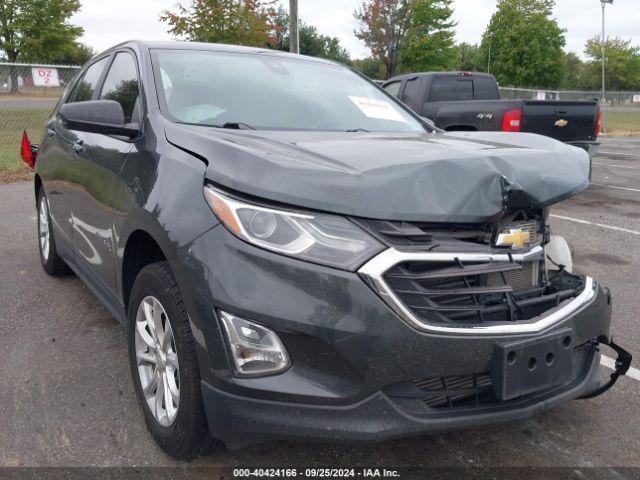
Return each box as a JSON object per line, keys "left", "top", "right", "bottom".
{"left": 272, "top": 8, "right": 351, "bottom": 64}
{"left": 559, "top": 51, "right": 586, "bottom": 90}
{"left": 399, "top": 0, "right": 456, "bottom": 73}
{"left": 354, "top": 0, "right": 413, "bottom": 79}
{"left": 0, "top": 0, "right": 83, "bottom": 92}
{"left": 478, "top": 0, "right": 566, "bottom": 88}
{"left": 582, "top": 36, "right": 640, "bottom": 91}
{"left": 352, "top": 57, "right": 386, "bottom": 79}
{"left": 160, "top": 0, "right": 278, "bottom": 48}
{"left": 49, "top": 42, "right": 95, "bottom": 65}
{"left": 453, "top": 43, "right": 482, "bottom": 72}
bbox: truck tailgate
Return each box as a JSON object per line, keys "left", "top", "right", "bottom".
{"left": 522, "top": 101, "right": 598, "bottom": 143}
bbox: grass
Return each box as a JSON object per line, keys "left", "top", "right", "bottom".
{"left": 602, "top": 110, "right": 640, "bottom": 136}
{"left": 0, "top": 107, "right": 51, "bottom": 182}
{"left": 0, "top": 107, "right": 639, "bottom": 184}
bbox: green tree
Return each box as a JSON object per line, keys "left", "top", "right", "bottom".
{"left": 559, "top": 51, "right": 586, "bottom": 90}
{"left": 354, "top": 0, "right": 413, "bottom": 79}
{"left": 0, "top": 0, "right": 83, "bottom": 92}
{"left": 352, "top": 57, "right": 386, "bottom": 79}
{"left": 453, "top": 42, "right": 482, "bottom": 72}
{"left": 160, "top": 0, "right": 278, "bottom": 48}
{"left": 49, "top": 42, "right": 95, "bottom": 65}
{"left": 272, "top": 8, "right": 351, "bottom": 63}
{"left": 399, "top": 0, "right": 456, "bottom": 73}
{"left": 478, "top": 0, "right": 566, "bottom": 88}
{"left": 582, "top": 36, "right": 640, "bottom": 91}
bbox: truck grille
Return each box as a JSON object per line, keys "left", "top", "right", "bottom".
{"left": 382, "top": 257, "right": 575, "bottom": 325}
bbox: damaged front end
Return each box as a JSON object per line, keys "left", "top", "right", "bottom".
{"left": 357, "top": 206, "right": 632, "bottom": 399}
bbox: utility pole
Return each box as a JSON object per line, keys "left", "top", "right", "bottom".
{"left": 289, "top": 0, "right": 299, "bottom": 54}
{"left": 601, "top": 0, "right": 614, "bottom": 133}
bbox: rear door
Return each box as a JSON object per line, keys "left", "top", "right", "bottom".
{"left": 66, "top": 51, "right": 141, "bottom": 303}
{"left": 522, "top": 101, "right": 599, "bottom": 143}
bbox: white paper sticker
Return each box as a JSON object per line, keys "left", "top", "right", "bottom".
{"left": 32, "top": 68, "right": 60, "bottom": 87}
{"left": 348, "top": 96, "right": 407, "bottom": 123}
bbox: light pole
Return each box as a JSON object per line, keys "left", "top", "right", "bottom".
{"left": 601, "top": 0, "right": 613, "bottom": 133}
{"left": 289, "top": 0, "right": 300, "bottom": 54}
{"left": 487, "top": 32, "right": 493, "bottom": 74}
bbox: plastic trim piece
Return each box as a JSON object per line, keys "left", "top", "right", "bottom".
{"left": 358, "top": 246, "right": 596, "bottom": 336}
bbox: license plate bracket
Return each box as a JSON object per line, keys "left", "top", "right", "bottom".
{"left": 491, "top": 328, "right": 575, "bottom": 401}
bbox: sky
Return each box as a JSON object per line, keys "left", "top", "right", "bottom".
{"left": 71, "top": 0, "right": 640, "bottom": 60}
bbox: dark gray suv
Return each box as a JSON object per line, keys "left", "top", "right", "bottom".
{"left": 26, "top": 41, "right": 630, "bottom": 459}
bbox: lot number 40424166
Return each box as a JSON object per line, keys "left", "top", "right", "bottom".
{"left": 32, "top": 68, "right": 60, "bottom": 87}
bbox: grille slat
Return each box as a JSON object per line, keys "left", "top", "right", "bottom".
{"left": 385, "top": 261, "right": 522, "bottom": 281}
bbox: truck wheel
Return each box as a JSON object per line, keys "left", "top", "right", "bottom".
{"left": 37, "top": 189, "right": 70, "bottom": 276}
{"left": 127, "top": 262, "right": 223, "bottom": 460}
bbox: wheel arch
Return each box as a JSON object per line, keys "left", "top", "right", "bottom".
{"left": 121, "top": 229, "right": 169, "bottom": 311}
{"left": 34, "top": 174, "right": 42, "bottom": 203}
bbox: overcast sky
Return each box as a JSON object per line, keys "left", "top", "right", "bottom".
{"left": 71, "top": 0, "right": 640, "bottom": 60}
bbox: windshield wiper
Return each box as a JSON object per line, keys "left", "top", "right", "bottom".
{"left": 346, "top": 128, "right": 370, "bottom": 132}
{"left": 213, "top": 122, "right": 256, "bottom": 130}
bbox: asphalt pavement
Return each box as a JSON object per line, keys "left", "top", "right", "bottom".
{"left": 1, "top": 137, "right": 639, "bottom": 470}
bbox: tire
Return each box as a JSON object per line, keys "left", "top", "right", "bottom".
{"left": 127, "top": 262, "right": 223, "bottom": 460}
{"left": 37, "top": 189, "right": 70, "bottom": 276}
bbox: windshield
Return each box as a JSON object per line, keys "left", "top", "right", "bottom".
{"left": 152, "top": 49, "right": 426, "bottom": 133}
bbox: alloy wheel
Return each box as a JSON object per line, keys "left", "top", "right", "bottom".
{"left": 39, "top": 196, "right": 50, "bottom": 262}
{"left": 134, "top": 296, "right": 180, "bottom": 427}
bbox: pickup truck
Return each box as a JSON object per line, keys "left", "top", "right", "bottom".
{"left": 382, "top": 72, "right": 601, "bottom": 152}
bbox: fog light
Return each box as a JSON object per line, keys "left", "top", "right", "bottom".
{"left": 218, "top": 311, "right": 290, "bottom": 376}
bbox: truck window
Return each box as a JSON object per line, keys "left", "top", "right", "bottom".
{"left": 401, "top": 78, "right": 421, "bottom": 109}
{"left": 384, "top": 81, "right": 402, "bottom": 98}
{"left": 473, "top": 76, "right": 500, "bottom": 100}
{"left": 429, "top": 77, "right": 473, "bottom": 102}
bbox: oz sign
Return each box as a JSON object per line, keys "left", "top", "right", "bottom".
{"left": 32, "top": 68, "right": 60, "bottom": 87}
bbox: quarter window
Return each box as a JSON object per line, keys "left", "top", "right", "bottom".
{"left": 99, "top": 52, "right": 140, "bottom": 123}
{"left": 383, "top": 81, "right": 402, "bottom": 98}
{"left": 70, "top": 57, "right": 109, "bottom": 102}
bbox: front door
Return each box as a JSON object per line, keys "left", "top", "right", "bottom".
{"left": 65, "top": 51, "right": 142, "bottom": 305}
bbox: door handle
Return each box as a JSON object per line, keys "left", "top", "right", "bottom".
{"left": 72, "top": 140, "right": 85, "bottom": 155}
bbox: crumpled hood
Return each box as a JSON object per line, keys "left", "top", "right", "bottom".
{"left": 166, "top": 124, "right": 590, "bottom": 223}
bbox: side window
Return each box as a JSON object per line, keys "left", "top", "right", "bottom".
{"left": 99, "top": 52, "right": 140, "bottom": 123}
{"left": 383, "top": 81, "right": 402, "bottom": 98}
{"left": 473, "top": 77, "right": 500, "bottom": 100}
{"left": 69, "top": 57, "right": 109, "bottom": 102}
{"left": 429, "top": 77, "right": 474, "bottom": 102}
{"left": 400, "top": 78, "right": 421, "bottom": 110}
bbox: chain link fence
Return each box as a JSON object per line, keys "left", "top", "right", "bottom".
{"left": 0, "top": 62, "right": 80, "bottom": 181}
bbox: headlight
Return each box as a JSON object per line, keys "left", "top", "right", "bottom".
{"left": 204, "top": 186, "right": 383, "bottom": 270}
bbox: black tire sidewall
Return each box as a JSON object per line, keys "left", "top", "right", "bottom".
{"left": 127, "top": 263, "right": 199, "bottom": 454}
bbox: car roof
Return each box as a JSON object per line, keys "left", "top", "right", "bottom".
{"left": 98, "top": 40, "right": 339, "bottom": 66}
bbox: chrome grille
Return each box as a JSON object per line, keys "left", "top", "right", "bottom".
{"left": 500, "top": 220, "right": 541, "bottom": 247}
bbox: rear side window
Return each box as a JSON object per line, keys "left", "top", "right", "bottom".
{"left": 383, "top": 81, "right": 402, "bottom": 98}
{"left": 70, "top": 57, "right": 109, "bottom": 102}
{"left": 100, "top": 52, "right": 140, "bottom": 123}
{"left": 429, "top": 77, "right": 473, "bottom": 102}
{"left": 401, "top": 78, "right": 421, "bottom": 109}
{"left": 473, "top": 77, "right": 500, "bottom": 100}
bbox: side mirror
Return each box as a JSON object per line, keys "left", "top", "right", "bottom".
{"left": 59, "top": 100, "right": 140, "bottom": 137}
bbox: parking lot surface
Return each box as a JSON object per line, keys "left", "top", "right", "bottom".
{"left": 1, "top": 137, "right": 639, "bottom": 469}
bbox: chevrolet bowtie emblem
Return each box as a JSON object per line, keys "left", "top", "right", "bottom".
{"left": 555, "top": 119, "right": 568, "bottom": 128}
{"left": 495, "top": 229, "right": 531, "bottom": 249}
